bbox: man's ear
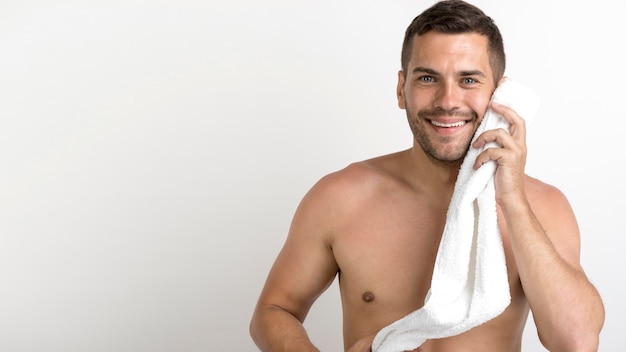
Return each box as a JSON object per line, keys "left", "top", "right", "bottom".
{"left": 397, "top": 70, "right": 406, "bottom": 109}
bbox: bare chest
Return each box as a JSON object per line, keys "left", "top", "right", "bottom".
{"left": 330, "top": 195, "right": 525, "bottom": 348}
{"left": 332, "top": 198, "right": 447, "bottom": 314}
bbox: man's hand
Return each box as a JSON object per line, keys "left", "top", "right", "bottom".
{"left": 472, "top": 102, "right": 528, "bottom": 205}
{"left": 347, "top": 333, "right": 424, "bottom": 352}
{"left": 346, "top": 333, "right": 376, "bottom": 352}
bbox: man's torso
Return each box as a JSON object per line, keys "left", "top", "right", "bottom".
{"left": 327, "top": 153, "right": 533, "bottom": 351}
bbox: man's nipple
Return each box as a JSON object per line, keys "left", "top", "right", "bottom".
{"left": 362, "top": 291, "right": 375, "bottom": 303}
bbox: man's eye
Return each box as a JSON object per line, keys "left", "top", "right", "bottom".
{"left": 462, "top": 77, "right": 477, "bottom": 84}
{"left": 420, "top": 76, "right": 434, "bottom": 83}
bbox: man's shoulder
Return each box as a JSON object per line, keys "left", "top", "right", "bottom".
{"left": 301, "top": 151, "right": 407, "bottom": 207}
{"left": 316, "top": 151, "right": 405, "bottom": 192}
{"left": 524, "top": 174, "right": 575, "bottom": 221}
{"left": 524, "top": 174, "right": 568, "bottom": 201}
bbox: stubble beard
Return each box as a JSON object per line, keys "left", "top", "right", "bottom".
{"left": 407, "top": 107, "right": 478, "bottom": 166}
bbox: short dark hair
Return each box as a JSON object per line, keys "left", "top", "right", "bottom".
{"left": 401, "top": 0, "right": 505, "bottom": 83}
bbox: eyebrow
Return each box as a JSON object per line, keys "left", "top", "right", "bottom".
{"left": 411, "top": 67, "right": 439, "bottom": 76}
{"left": 411, "top": 66, "right": 487, "bottom": 78}
{"left": 458, "top": 69, "right": 487, "bottom": 78}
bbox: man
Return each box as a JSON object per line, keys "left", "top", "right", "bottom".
{"left": 250, "top": 1, "right": 605, "bottom": 351}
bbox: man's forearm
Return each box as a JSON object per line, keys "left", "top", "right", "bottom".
{"left": 502, "top": 199, "right": 604, "bottom": 351}
{"left": 250, "top": 305, "right": 320, "bottom": 352}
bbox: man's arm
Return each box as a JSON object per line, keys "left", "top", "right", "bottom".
{"left": 474, "top": 102, "right": 604, "bottom": 351}
{"left": 504, "top": 179, "right": 604, "bottom": 351}
{"left": 250, "top": 176, "right": 340, "bottom": 351}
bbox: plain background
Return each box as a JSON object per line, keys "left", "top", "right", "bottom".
{"left": 0, "top": 0, "right": 623, "bottom": 351}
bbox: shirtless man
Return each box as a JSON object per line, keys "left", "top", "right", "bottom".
{"left": 250, "top": 1, "right": 605, "bottom": 351}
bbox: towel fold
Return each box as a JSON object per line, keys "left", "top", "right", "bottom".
{"left": 371, "top": 78, "right": 541, "bottom": 352}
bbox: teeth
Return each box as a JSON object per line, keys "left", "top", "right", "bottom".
{"left": 430, "top": 120, "right": 466, "bottom": 128}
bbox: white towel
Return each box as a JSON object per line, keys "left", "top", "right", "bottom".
{"left": 371, "top": 78, "right": 541, "bottom": 352}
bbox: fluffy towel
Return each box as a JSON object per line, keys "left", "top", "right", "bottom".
{"left": 371, "top": 78, "right": 541, "bottom": 352}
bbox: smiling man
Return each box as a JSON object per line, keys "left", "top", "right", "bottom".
{"left": 250, "top": 1, "right": 604, "bottom": 351}
{"left": 403, "top": 32, "right": 490, "bottom": 164}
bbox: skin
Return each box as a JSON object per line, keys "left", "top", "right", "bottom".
{"left": 250, "top": 32, "right": 604, "bottom": 352}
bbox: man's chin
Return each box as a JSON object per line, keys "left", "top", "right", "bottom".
{"left": 426, "top": 146, "right": 470, "bottom": 166}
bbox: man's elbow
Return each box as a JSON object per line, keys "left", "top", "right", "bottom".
{"left": 540, "top": 323, "right": 603, "bottom": 352}
{"left": 559, "top": 334, "right": 600, "bottom": 352}
{"left": 250, "top": 306, "right": 266, "bottom": 349}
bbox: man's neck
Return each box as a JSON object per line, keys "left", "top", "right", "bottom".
{"left": 401, "top": 144, "right": 464, "bottom": 204}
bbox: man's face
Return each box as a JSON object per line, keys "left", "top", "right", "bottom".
{"left": 398, "top": 31, "right": 496, "bottom": 164}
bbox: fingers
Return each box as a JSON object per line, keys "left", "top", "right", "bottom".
{"left": 490, "top": 102, "right": 527, "bottom": 141}
{"left": 472, "top": 140, "right": 512, "bottom": 170}
{"left": 472, "top": 103, "right": 527, "bottom": 170}
{"left": 472, "top": 128, "right": 526, "bottom": 170}
{"left": 472, "top": 127, "right": 512, "bottom": 149}
{"left": 346, "top": 333, "right": 377, "bottom": 352}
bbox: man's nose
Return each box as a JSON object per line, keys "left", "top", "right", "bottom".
{"left": 434, "top": 82, "right": 462, "bottom": 111}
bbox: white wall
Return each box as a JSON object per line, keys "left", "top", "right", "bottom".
{"left": 0, "top": 1, "right": 622, "bottom": 351}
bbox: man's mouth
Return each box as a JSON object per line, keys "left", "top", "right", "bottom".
{"left": 429, "top": 120, "right": 467, "bottom": 128}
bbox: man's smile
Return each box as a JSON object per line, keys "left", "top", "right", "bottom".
{"left": 429, "top": 120, "right": 467, "bottom": 128}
